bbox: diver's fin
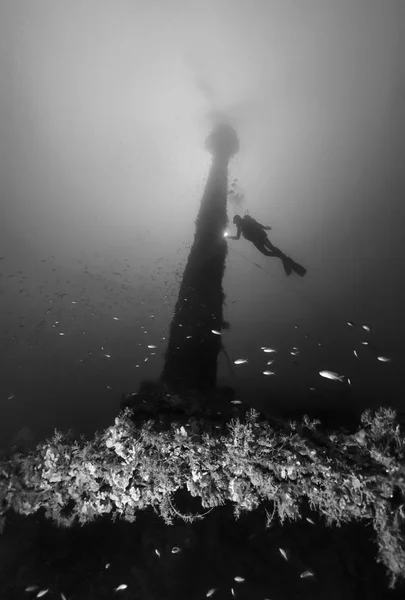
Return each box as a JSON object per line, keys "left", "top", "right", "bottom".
{"left": 289, "top": 259, "right": 307, "bottom": 277}
{"left": 281, "top": 258, "right": 293, "bottom": 276}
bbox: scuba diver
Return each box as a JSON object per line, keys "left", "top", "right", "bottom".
{"left": 229, "top": 215, "right": 307, "bottom": 277}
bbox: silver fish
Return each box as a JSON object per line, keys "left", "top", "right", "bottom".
{"left": 319, "top": 370, "right": 346, "bottom": 383}
{"left": 279, "top": 548, "right": 288, "bottom": 561}
{"left": 234, "top": 358, "right": 248, "bottom": 365}
{"left": 300, "top": 570, "right": 315, "bottom": 578}
{"left": 377, "top": 356, "right": 391, "bottom": 362}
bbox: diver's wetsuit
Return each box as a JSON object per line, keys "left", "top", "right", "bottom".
{"left": 234, "top": 216, "right": 306, "bottom": 277}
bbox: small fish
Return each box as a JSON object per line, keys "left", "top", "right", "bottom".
{"left": 347, "top": 320, "right": 355, "bottom": 327}
{"left": 105, "top": 562, "right": 111, "bottom": 568}
{"left": 306, "top": 517, "right": 315, "bottom": 524}
{"left": 266, "top": 359, "right": 274, "bottom": 365}
{"left": 155, "top": 549, "right": 161, "bottom": 557}
{"left": 211, "top": 330, "right": 221, "bottom": 335}
{"left": 231, "top": 589, "right": 235, "bottom": 597}
{"left": 36, "top": 591, "right": 49, "bottom": 599}
{"left": 148, "top": 345, "right": 157, "bottom": 349}
{"left": 113, "top": 317, "right": 120, "bottom": 321}
{"left": 59, "top": 332, "right": 65, "bottom": 336}
{"left": 206, "top": 589, "right": 217, "bottom": 598}
{"left": 61, "top": 594, "right": 67, "bottom": 600}
{"left": 377, "top": 356, "right": 391, "bottom": 362}
{"left": 300, "top": 570, "right": 315, "bottom": 578}
{"left": 231, "top": 400, "right": 242, "bottom": 404}
{"left": 279, "top": 548, "right": 288, "bottom": 561}
{"left": 234, "top": 358, "right": 248, "bottom": 365}
{"left": 262, "top": 348, "right": 277, "bottom": 353}
{"left": 263, "top": 370, "right": 275, "bottom": 376}
{"left": 171, "top": 546, "right": 181, "bottom": 553}
{"left": 104, "top": 354, "right": 111, "bottom": 358}
{"left": 234, "top": 576, "right": 245, "bottom": 582}
{"left": 362, "top": 325, "right": 370, "bottom": 332}
{"left": 353, "top": 350, "right": 359, "bottom": 359}
{"left": 114, "top": 584, "right": 128, "bottom": 592}
{"left": 294, "top": 324, "right": 299, "bottom": 328}
{"left": 360, "top": 341, "right": 368, "bottom": 345}
{"left": 319, "top": 370, "right": 346, "bottom": 383}
{"left": 25, "top": 586, "right": 38, "bottom": 592}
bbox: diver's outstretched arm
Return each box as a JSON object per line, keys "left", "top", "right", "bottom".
{"left": 229, "top": 226, "right": 242, "bottom": 240}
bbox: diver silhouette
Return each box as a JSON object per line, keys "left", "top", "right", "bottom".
{"left": 229, "top": 215, "right": 307, "bottom": 277}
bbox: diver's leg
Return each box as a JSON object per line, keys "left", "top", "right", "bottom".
{"left": 264, "top": 238, "right": 284, "bottom": 256}
{"left": 261, "top": 239, "right": 292, "bottom": 274}
{"left": 252, "top": 241, "right": 277, "bottom": 256}
{"left": 264, "top": 240, "right": 306, "bottom": 277}
{"left": 253, "top": 241, "right": 292, "bottom": 275}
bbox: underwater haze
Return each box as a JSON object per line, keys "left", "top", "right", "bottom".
{"left": 1, "top": 0, "right": 405, "bottom": 449}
